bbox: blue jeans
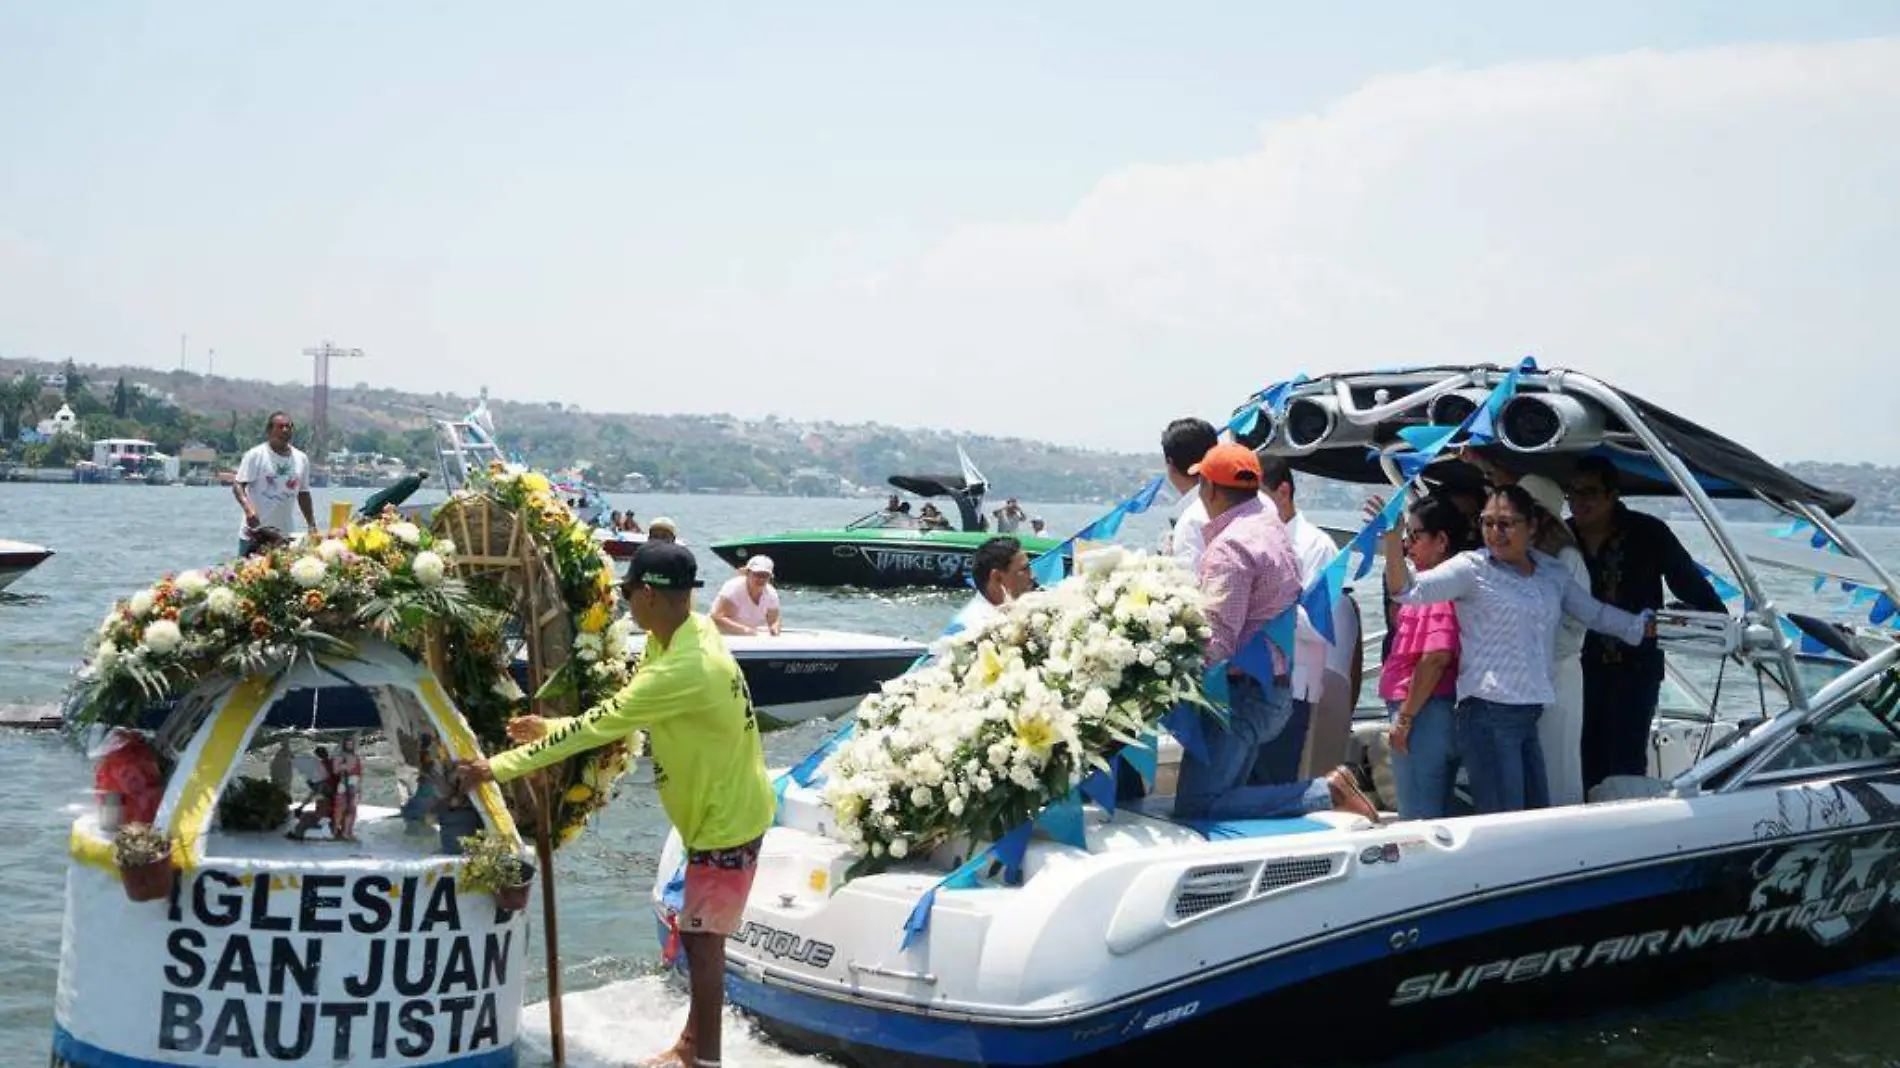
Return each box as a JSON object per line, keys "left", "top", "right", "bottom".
{"left": 1388, "top": 696, "right": 1459, "bottom": 820}
{"left": 1175, "top": 677, "right": 1328, "bottom": 821}
{"left": 1248, "top": 697, "right": 1312, "bottom": 785}
{"left": 1456, "top": 698, "right": 1549, "bottom": 814}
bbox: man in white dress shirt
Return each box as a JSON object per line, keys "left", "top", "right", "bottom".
{"left": 1158, "top": 417, "right": 1219, "bottom": 575}
{"left": 944, "top": 536, "right": 1034, "bottom": 639}
{"left": 1249, "top": 456, "right": 1351, "bottom": 783}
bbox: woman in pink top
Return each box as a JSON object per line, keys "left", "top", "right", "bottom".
{"left": 1377, "top": 495, "right": 1474, "bottom": 819}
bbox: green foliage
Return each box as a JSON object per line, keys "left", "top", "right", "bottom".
{"left": 112, "top": 822, "right": 171, "bottom": 867}
{"left": 217, "top": 776, "right": 293, "bottom": 832}
{"left": 456, "top": 829, "right": 530, "bottom": 895}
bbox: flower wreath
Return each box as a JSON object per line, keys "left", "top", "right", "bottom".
{"left": 71, "top": 471, "right": 644, "bottom": 850}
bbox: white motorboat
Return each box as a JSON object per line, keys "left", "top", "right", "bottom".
{"left": 630, "top": 628, "right": 927, "bottom": 728}
{"left": 651, "top": 363, "right": 1900, "bottom": 1066}
{"left": 0, "top": 537, "right": 53, "bottom": 593}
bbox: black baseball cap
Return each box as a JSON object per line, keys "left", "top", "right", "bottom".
{"left": 624, "top": 541, "right": 704, "bottom": 591}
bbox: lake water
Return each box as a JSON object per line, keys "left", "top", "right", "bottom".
{"left": 3, "top": 482, "right": 1899, "bottom": 1067}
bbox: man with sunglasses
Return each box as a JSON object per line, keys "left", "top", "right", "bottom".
{"left": 1565, "top": 456, "right": 1726, "bottom": 793}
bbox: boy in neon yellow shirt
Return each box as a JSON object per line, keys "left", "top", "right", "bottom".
{"left": 459, "top": 542, "right": 774, "bottom": 1068}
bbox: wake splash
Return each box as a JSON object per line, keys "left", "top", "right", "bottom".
{"left": 519, "top": 976, "right": 832, "bottom": 1067}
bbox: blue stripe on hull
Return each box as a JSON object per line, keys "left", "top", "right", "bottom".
{"left": 726, "top": 861, "right": 1699, "bottom": 1065}
{"left": 49, "top": 1025, "right": 518, "bottom": 1068}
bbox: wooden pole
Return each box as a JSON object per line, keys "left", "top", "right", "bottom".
{"left": 514, "top": 508, "right": 568, "bottom": 1066}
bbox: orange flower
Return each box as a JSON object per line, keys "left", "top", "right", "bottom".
{"left": 303, "top": 591, "right": 326, "bottom": 612}
{"left": 251, "top": 619, "right": 273, "bottom": 638}
{"left": 161, "top": 607, "right": 180, "bottom": 622}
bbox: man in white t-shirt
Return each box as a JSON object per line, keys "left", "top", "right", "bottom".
{"left": 1248, "top": 455, "right": 1350, "bottom": 783}
{"left": 1158, "top": 417, "right": 1219, "bottom": 575}
{"left": 711, "top": 555, "right": 781, "bottom": 637}
{"left": 233, "top": 410, "right": 317, "bottom": 556}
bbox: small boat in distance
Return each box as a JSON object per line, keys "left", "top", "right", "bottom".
{"left": 710, "top": 449, "right": 1065, "bottom": 588}
{"left": 0, "top": 538, "right": 53, "bottom": 593}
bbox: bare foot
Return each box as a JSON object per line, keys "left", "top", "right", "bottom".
{"left": 637, "top": 1038, "right": 693, "bottom": 1068}
{"left": 1325, "top": 766, "right": 1379, "bottom": 822}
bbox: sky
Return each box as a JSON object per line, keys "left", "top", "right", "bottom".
{"left": 3, "top": 1, "right": 1898, "bottom": 462}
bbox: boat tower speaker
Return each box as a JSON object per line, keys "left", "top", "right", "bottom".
{"left": 1230, "top": 403, "right": 1277, "bottom": 451}
{"left": 1497, "top": 393, "right": 1607, "bottom": 453}
{"left": 1425, "top": 388, "right": 1492, "bottom": 429}
{"left": 1278, "top": 396, "right": 1376, "bottom": 454}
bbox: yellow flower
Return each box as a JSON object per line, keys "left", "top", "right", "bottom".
{"left": 564, "top": 783, "right": 595, "bottom": 803}
{"left": 567, "top": 524, "right": 591, "bottom": 547}
{"left": 579, "top": 603, "right": 610, "bottom": 634}
{"left": 522, "top": 473, "right": 551, "bottom": 494}
{"left": 559, "top": 824, "right": 583, "bottom": 845}
{"left": 978, "top": 642, "right": 1005, "bottom": 687}
{"left": 1012, "top": 711, "right": 1056, "bottom": 757}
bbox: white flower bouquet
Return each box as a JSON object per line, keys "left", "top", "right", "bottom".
{"left": 820, "top": 546, "right": 1214, "bottom": 873}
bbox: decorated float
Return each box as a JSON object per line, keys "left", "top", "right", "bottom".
{"left": 52, "top": 462, "right": 639, "bottom": 1068}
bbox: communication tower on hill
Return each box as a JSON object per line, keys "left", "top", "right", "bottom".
{"left": 305, "top": 340, "right": 365, "bottom": 482}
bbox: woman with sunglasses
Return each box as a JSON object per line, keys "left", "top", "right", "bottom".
{"left": 1379, "top": 484, "right": 1655, "bottom": 814}
{"left": 1376, "top": 495, "right": 1476, "bottom": 819}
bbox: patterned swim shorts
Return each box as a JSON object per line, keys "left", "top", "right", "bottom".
{"left": 678, "top": 836, "right": 763, "bottom": 937}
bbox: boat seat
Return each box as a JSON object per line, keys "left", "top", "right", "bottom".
{"left": 1118, "top": 796, "right": 1342, "bottom": 839}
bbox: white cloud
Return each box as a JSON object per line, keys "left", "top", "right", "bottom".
{"left": 782, "top": 38, "right": 1900, "bottom": 463}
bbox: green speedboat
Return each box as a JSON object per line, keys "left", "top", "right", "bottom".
{"left": 709, "top": 470, "right": 1065, "bottom": 589}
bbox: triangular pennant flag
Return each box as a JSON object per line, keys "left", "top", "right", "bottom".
{"left": 1029, "top": 539, "right": 1072, "bottom": 588}
{"left": 1126, "top": 474, "right": 1166, "bottom": 513}
{"left": 1872, "top": 595, "right": 1898, "bottom": 627}
{"left": 900, "top": 888, "right": 939, "bottom": 950}
{"left": 1262, "top": 607, "right": 1297, "bottom": 666}
{"left": 1034, "top": 791, "right": 1088, "bottom": 849}
{"left": 1397, "top": 424, "right": 1460, "bottom": 455}
{"left": 1121, "top": 735, "right": 1159, "bottom": 786}
{"left": 1162, "top": 704, "right": 1209, "bottom": 763}
{"left": 1078, "top": 768, "right": 1118, "bottom": 813}
{"left": 1231, "top": 628, "right": 1278, "bottom": 689}
{"left": 1201, "top": 662, "right": 1233, "bottom": 709}
{"left": 1394, "top": 451, "right": 1434, "bottom": 483}
{"left": 1302, "top": 574, "right": 1339, "bottom": 646}
{"left": 941, "top": 848, "right": 992, "bottom": 891}
{"left": 992, "top": 823, "right": 1034, "bottom": 885}
{"left": 1228, "top": 404, "right": 1262, "bottom": 437}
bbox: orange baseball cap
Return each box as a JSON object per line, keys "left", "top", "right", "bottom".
{"left": 1189, "top": 443, "right": 1263, "bottom": 489}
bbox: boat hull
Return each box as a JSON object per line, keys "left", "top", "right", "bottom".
{"left": 664, "top": 770, "right": 1900, "bottom": 1068}
{"left": 101, "top": 631, "right": 924, "bottom": 735}
{"left": 708, "top": 531, "right": 1067, "bottom": 589}
{"left": 723, "top": 827, "right": 1900, "bottom": 1068}
{"left": 0, "top": 539, "right": 53, "bottom": 593}
{"left": 635, "top": 630, "right": 927, "bottom": 729}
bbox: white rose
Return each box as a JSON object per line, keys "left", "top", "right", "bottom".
{"left": 206, "top": 587, "right": 241, "bottom": 618}
{"left": 129, "top": 590, "right": 156, "bottom": 618}
{"left": 1155, "top": 660, "right": 1173, "bottom": 677}
{"left": 436, "top": 539, "right": 457, "bottom": 557}
{"left": 889, "top": 838, "right": 910, "bottom": 859}
{"left": 175, "top": 570, "right": 210, "bottom": 596}
{"left": 289, "top": 555, "right": 328, "bottom": 588}
{"left": 412, "top": 551, "right": 446, "bottom": 586}
{"left": 316, "top": 539, "right": 347, "bottom": 562}
{"left": 389, "top": 521, "right": 422, "bottom": 546}
{"left": 1167, "top": 626, "right": 1189, "bottom": 645}
{"left": 143, "top": 619, "right": 183, "bottom": 656}
{"left": 94, "top": 644, "right": 121, "bottom": 673}
{"left": 947, "top": 796, "right": 966, "bottom": 816}
{"left": 909, "top": 786, "right": 933, "bottom": 807}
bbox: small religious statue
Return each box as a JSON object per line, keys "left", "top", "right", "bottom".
{"left": 286, "top": 746, "right": 338, "bottom": 840}
{"left": 331, "top": 735, "right": 364, "bottom": 842}
{"left": 269, "top": 741, "right": 295, "bottom": 795}
{"left": 399, "top": 732, "right": 446, "bottom": 835}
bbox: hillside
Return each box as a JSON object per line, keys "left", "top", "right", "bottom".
{"left": 5, "top": 356, "right": 1899, "bottom": 522}
{"left": 0, "top": 357, "right": 1154, "bottom": 502}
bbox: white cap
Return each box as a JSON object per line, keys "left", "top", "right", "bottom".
{"left": 648, "top": 516, "right": 677, "bottom": 532}
{"left": 745, "top": 554, "right": 775, "bottom": 575}
{"left": 1517, "top": 474, "right": 1567, "bottom": 522}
